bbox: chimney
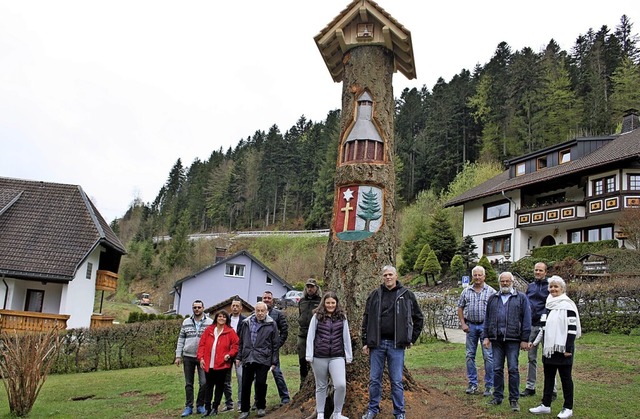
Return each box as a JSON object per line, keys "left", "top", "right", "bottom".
{"left": 622, "top": 108, "right": 639, "bottom": 133}
{"left": 215, "top": 247, "right": 228, "bottom": 263}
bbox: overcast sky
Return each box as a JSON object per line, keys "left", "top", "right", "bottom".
{"left": 1, "top": 0, "right": 636, "bottom": 222}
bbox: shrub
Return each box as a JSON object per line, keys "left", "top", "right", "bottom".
{"left": 510, "top": 257, "right": 554, "bottom": 283}
{"left": 598, "top": 248, "right": 640, "bottom": 274}
{"left": 569, "top": 277, "right": 640, "bottom": 334}
{"left": 51, "top": 319, "right": 182, "bottom": 374}
{"left": 0, "top": 328, "right": 61, "bottom": 416}
{"left": 531, "top": 240, "right": 618, "bottom": 260}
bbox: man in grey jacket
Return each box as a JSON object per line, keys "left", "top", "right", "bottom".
{"left": 175, "top": 300, "right": 213, "bottom": 417}
{"left": 237, "top": 302, "right": 280, "bottom": 419}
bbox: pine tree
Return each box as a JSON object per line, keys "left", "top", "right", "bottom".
{"left": 413, "top": 243, "right": 432, "bottom": 272}
{"left": 450, "top": 254, "right": 465, "bottom": 279}
{"left": 458, "top": 235, "right": 479, "bottom": 271}
{"left": 426, "top": 208, "right": 457, "bottom": 266}
{"left": 422, "top": 250, "right": 442, "bottom": 286}
{"left": 357, "top": 188, "right": 382, "bottom": 231}
{"left": 478, "top": 255, "right": 498, "bottom": 288}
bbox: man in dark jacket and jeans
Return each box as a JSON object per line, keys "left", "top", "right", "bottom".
{"left": 361, "top": 265, "right": 424, "bottom": 419}
{"left": 237, "top": 302, "right": 279, "bottom": 419}
{"left": 483, "top": 271, "right": 532, "bottom": 413}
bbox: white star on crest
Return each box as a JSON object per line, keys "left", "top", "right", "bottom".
{"left": 343, "top": 188, "right": 354, "bottom": 201}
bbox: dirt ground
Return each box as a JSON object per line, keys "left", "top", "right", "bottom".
{"left": 271, "top": 365, "right": 494, "bottom": 419}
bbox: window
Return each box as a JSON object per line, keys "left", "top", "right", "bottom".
{"left": 484, "top": 200, "right": 510, "bottom": 221}
{"left": 569, "top": 230, "right": 582, "bottom": 243}
{"left": 559, "top": 149, "right": 571, "bottom": 164}
{"left": 225, "top": 263, "right": 245, "bottom": 277}
{"left": 629, "top": 174, "right": 640, "bottom": 190}
{"left": 592, "top": 175, "right": 616, "bottom": 196}
{"left": 568, "top": 225, "right": 613, "bottom": 243}
{"left": 266, "top": 276, "right": 273, "bottom": 285}
{"left": 483, "top": 235, "right": 511, "bottom": 255}
{"left": 536, "top": 157, "right": 547, "bottom": 170}
{"left": 515, "top": 163, "right": 525, "bottom": 176}
{"left": 86, "top": 262, "right": 93, "bottom": 279}
{"left": 25, "top": 289, "right": 44, "bottom": 312}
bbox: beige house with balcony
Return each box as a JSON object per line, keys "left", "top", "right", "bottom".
{"left": 445, "top": 110, "right": 640, "bottom": 262}
{"left": 0, "top": 177, "right": 126, "bottom": 331}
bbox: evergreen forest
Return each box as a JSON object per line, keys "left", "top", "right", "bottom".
{"left": 113, "top": 16, "right": 640, "bottom": 273}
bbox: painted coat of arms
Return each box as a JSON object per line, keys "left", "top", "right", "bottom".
{"left": 335, "top": 185, "right": 383, "bottom": 241}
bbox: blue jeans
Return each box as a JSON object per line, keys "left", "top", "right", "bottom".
{"left": 270, "top": 362, "right": 290, "bottom": 403}
{"left": 465, "top": 323, "right": 493, "bottom": 388}
{"left": 183, "top": 355, "right": 207, "bottom": 408}
{"left": 491, "top": 340, "right": 521, "bottom": 402}
{"left": 367, "top": 339, "right": 405, "bottom": 416}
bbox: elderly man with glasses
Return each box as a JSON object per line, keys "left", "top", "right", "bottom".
{"left": 175, "top": 300, "right": 214, "bottom": 416}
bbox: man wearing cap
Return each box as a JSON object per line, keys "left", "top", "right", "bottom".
{"left": 297, "top": 278, "right": 322, "bottom": 387}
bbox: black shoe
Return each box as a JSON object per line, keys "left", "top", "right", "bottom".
{"left": 220, "top": 405, "right": 233, "bottom": 412}
{"left": 521, "top": 388, "right": 536, "bottom": 397}
{"left": 510, "top": 400, "right": 520, "bottom": 412}
{"left": 487, "top": 398, "right": 502, "bottom": 405}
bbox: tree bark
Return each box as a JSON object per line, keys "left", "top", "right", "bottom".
{"left": 323, "top": 45, "right": 399, "bottom": 418}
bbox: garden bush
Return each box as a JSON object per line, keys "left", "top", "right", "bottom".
{"left": 531, "top": 239, "right": 618, "bottom": 260}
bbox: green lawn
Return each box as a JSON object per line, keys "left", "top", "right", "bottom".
{"left": 1, "top": 333, "right": 638, "bottom": 418}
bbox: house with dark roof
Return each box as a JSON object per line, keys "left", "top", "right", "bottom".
{"left": 0, "top": 177, "right": 126, "bottom": 330}
{"left": 171, "top": 250, "right": 293, "bottom": 317}
{"left": 445, "top": 110, "right": 640, "bottom": 263}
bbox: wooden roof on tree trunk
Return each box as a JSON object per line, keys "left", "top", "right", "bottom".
{"left": 315, "top": 0, "right": 416, "bottom": 82}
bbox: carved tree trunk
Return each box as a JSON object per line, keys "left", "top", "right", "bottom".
{"left": 322, "top": 45, "right": 400, "bottom": 419}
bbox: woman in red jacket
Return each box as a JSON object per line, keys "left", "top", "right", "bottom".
{"left": 197, "top": 309, "right": 239, "bottom": 416}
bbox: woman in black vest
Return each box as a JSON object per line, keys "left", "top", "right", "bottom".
{"left": 306, "top": 291, "right": 353, "bottom": 419}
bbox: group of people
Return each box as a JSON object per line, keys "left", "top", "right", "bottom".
{"left": 458, "top": 262, "right": 581, "bottom": 419}
{"left": 174, "top": 291, "right": 289, "bottom": 418}
{"left": 174, "top": 266, "right": 425, "bottom": 419}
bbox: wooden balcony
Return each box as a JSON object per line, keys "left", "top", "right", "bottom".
{"left": 516, "top": 201, "right": 586, "bottom": 227}
{"left": 0, "top": 309, "right": 69, "bottom": 332}
{"left": 91, "top": 314, "right": 116, "bottom": 328}
{"left": 96, "top": 270, "right": 118, "bottom": 292}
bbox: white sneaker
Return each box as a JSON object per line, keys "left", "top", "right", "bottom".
{"left": 332, "top": 414, "right": 349, "bottom": 419}
{"left": 557, "top": 408, "right": 573, "bottom": 418}
{"left": 529, "top": 404, "right": 551, "bottom": 414}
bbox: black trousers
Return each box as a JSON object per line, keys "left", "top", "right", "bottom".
{"left": 542, "top": 363, "right": 573, "bottom": 409}
{"left": 241, "top": 363, "right": 270, "bottom": 412}
{"left": 204, "top": 367, "right": 230, "bottom": 410}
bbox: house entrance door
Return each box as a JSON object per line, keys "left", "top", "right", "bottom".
{"left": 540, "top": 235, "right": 556, "bottom": 247}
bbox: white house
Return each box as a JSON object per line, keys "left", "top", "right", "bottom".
{"left": 171, "top": 250, "right": 293, "bottom": 317}
{"left": 0, "top": 177, "right": 126, "bottom": 330}
{"left": 445, "top": 110, "right": 640, "bottom": 262}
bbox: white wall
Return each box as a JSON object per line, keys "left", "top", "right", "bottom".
{"left": 463, "top": 193, "right": 520, "bottom": 261}
{"left": 59, "top": 246, "right": 102, "bottom": 328}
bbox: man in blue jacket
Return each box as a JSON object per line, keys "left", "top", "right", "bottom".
{"left": 361, "top": 265, "right": 424, "bottom": 419}
{"left": 483, "top": 271, "right": 531, "bottom": 413}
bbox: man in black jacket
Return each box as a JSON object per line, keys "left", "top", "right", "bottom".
{"left": 361, "top": 265, "right": 424, "bottom": 419}
{"left": 237, "top": 302, "right": 279, "bottom": 419}
{"left": 297, "top": 278, "right": 322, "bottom": 387}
